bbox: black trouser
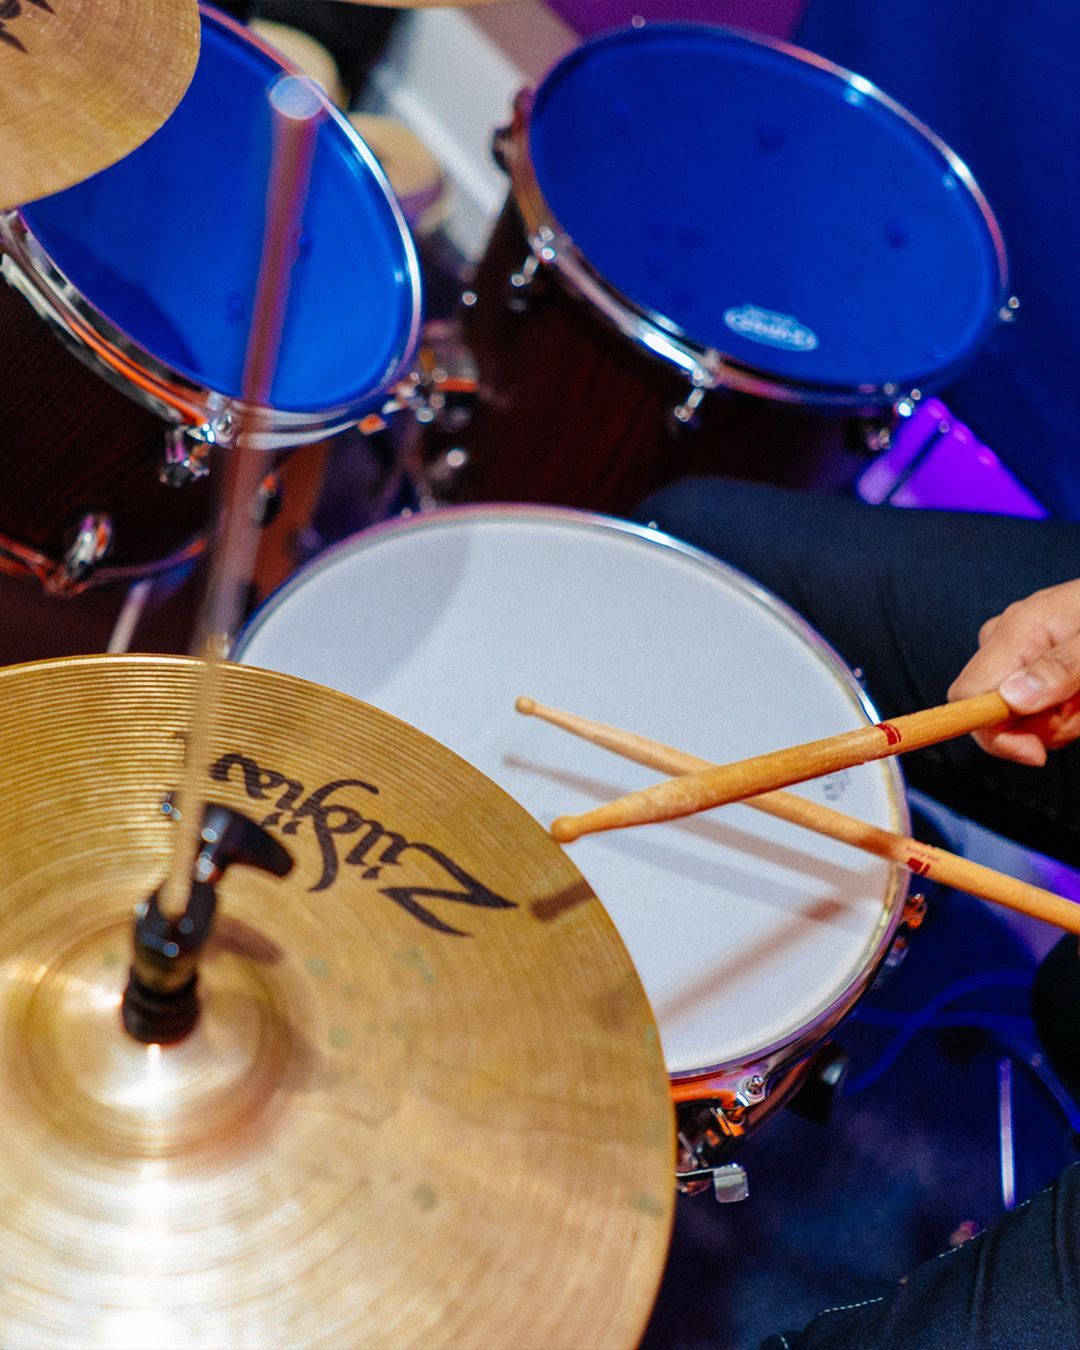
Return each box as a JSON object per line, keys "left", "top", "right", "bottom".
{"left": 634, "top": 480, "right": 1080, "bottom": 868}
{"left": 634, "top": 482, "right": 1080, "bottom": 1347}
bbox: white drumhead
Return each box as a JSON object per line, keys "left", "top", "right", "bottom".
{"left": 238, "top": 508, "right": 907, "bottom": 1077}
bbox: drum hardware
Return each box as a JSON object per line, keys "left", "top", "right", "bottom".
{"left": 507, "top": 250, "right": 547, "bottom": 311}
{"left": 397, "top": 323, "right": 480, "bottom": 504}
{"left": 123, "top": 802, "right": 295, "bottom": 1044}
{"left": 903, "top": 892, "right": 929, "bottom": 930}
{"left": 0, "top": 653, "right": 673, "bottom": 1343}
{"left": 884, "top": 933, "right": 911, "bottom": 973}
{"left": 256, "top": 470, "right": 285, "bottom": 527}
{"left": 401, "top": 326, "right": 479, "bottom": 431}
{"left": 677, "top": 1158, "right": 751, "bottom": 1204}
{"left": 61, "top": 513, "right": 115, "bottom": 587}
{"left": 159, "top": 426, "right": 215, "bottom": 488}
{"left": 668, "top": 379, "right": 711, "bottom": 438}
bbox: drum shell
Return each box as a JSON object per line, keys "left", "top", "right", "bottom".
{"left": 0, "top": 278, "right": 211, "bottom": 592}
{"left": 418, "top": 200, "right": 860, "bottom": 517}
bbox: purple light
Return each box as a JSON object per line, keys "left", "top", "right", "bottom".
{"left": 857, "top": 398, "right": 1048, "bottom": 519}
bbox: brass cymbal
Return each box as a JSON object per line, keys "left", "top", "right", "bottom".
{"left": 0, "top": 655, "right": 673, "bottom": 1345}
{"left": 0, "top": 0, "right": 200, "bottom": 211}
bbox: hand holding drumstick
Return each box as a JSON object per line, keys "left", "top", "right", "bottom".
{"left": 547, "top": 580, "right": 1080, "bottom": 846}
{"left": 516, "top": 695, "right": 1080, "bottom": 936}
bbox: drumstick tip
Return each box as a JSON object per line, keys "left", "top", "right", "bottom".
{"left": 515, "top": 695, "right": 537, "bottom": 715}
{"left": 550, "top": 816, "right": 579, "bottom": 844}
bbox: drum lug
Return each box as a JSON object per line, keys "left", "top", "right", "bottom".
{"left": 675, "top": 1097, "right": 746, "bottom": 1187}
{"left": 160, "top": 426, "right": 212, "bottom": 488}
{"left": 677, "top": 1161, "right": 750, "bottom": 1203}
{"left": 400, "top": 323, "right": 478, "bottom": 433}
{"left": 998, "top": 295, "right": 1020, "bottom": 323}
{"left": 506, "top": 253, "right": 545, "bottom": 312}
{"left": 735, "top": 1073, "right": 768, "bottom": 1108}
{"left": 256, "top": 472, "right": 283, "bottom": 528}
{"left": 902, "top": 891, "right": 928, "bottom": 930}
{"left": 668, "top": 376, "right": 711, "bottom": 438}
{"left": 61, "top": 513, "right": 114, "bottom": 587}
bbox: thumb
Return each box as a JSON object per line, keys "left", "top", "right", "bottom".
{"left": 999, "top": 634, "right": 1080, "bottom": 715}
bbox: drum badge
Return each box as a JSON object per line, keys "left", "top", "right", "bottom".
{"left": 0, "top": 0, "right": 53, "bottom": 54}
{"left": 723, "top": 304, "right": 819, "bottom": 352}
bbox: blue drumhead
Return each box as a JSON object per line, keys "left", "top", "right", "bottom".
{"left": 528, "top": 25, "right": 1005, "bottom": 396}
{"left": 21, "top": 9, "right": 420, "bottom": 416}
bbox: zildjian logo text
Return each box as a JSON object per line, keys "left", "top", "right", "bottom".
{"left": 0, "top": 0, "right": 54, "bottom": 54}
{"left": 211, "top": 751, "right": 518, "bottom": 938}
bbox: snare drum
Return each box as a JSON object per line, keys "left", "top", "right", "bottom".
{"left": 237, "top": 507, "right": 911, "bottom": 1189}
{"left": 0, "top": 6, "right": 421, "bottom": 592}
{"left": 419, "top": 24, "right": 1007, "bottom": 514}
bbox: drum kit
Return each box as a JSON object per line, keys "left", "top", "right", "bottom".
{"left": 0, "top": 0, "right": 1034, "bottom": 1343}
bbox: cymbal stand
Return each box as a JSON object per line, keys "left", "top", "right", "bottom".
{"left": 121, "top": 75, "right": 327, "bottom": 1043}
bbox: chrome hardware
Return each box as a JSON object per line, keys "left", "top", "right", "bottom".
{"left": 736, "top": 1074, "right": 767, "bottom": 1107}
{"left": 676, "top": 1162, "right": 750, "bottom": 1203}
{"left": 507, "top": 254, "right": 542, "bottom": 312}
{"left": 669, "top": 383, "right": 708, "bottom": 437}
{"left": 62, "top": 513, "right": 114, "bottom": 585}
{"left": 902, "top": 891, "right": 928, "bottom": 930}
{"left": 675, "top": 1099, "right": 746, "bottom": 1193}
{"left": 159, "top": 426, "right": 212, "bottom": 487}
{"left": 999, "top": 295, "right": 1020, "bottom": 323}
{"left": 256, "top": 472, "right": 283, "bottom": 528}
{"left": 884, "top": 933, "right": 910, "bottom": 971}
{"left": 401, "top": 323, "right": 478, "bottom": 432}
{"left": 210, "top": 411, "right": 236, "bottom": 445}
{"left": 894, "top": 389, "right": 922, "bottom": 419}
{"left": 711, "top": 1163, "right": 750, "bottom": 1203}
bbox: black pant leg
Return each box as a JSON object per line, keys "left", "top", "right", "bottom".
{"left": 759, "top": 1161, "right": 1080, "bottom": 1349}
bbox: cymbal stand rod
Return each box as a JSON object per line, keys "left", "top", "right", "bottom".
{"left": 158, "top": 75, "right": 326, "bottom": 926}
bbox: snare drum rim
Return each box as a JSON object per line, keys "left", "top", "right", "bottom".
{"left": 506, "top": 23, "right": 1009, "bottom": 410}
{"left": 0, "top": 6, "right": 423, "bottom": 450}
{"left": 236, "top": 503, "right": 912, "bottom": 1082}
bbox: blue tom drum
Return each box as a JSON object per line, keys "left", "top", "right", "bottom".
{"left": 0, "top": 6, "right": 421, "bottom": 590}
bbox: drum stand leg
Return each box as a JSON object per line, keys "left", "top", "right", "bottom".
{"left": 106, "top": 578, "right": 155, "bottom": 653}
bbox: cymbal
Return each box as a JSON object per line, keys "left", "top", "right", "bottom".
{"left": 0, "top": 0, "right": 200, "bottom": 211}
{"left": 0, "top": 655, "right": 673, "bottom": 1345}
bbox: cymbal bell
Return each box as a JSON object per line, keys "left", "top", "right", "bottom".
{"left": 0, "top": 655, "right": 673, "bottom": 1345}
{"left": 0, "top": 0, "right": 200, "bottom": 211}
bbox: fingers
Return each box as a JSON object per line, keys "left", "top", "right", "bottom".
{"left": 948, "top": 579, "right": 1080, "bottom": 763}
{"left": 971, "top": 728, "right": 1048, "bottom": 767}
{"left": 997, "top": 635, "right": 1080, "bottom": 715}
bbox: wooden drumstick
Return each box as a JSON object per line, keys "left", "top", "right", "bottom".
{"left": 515, "top": 695, "right": 1080, "bottom": 935}
{"left": 546, "top": 691, "right": 1011, "bottom": 845}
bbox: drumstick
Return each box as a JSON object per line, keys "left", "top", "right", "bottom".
{"left": 161, "top": 77, "right": 325, "bottom": 919}
{"left": 515, "top": 695, "right": 1080, "bottom": 936}
{"left": 547, "top": 690, "right": 1011, "bottom": 845}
